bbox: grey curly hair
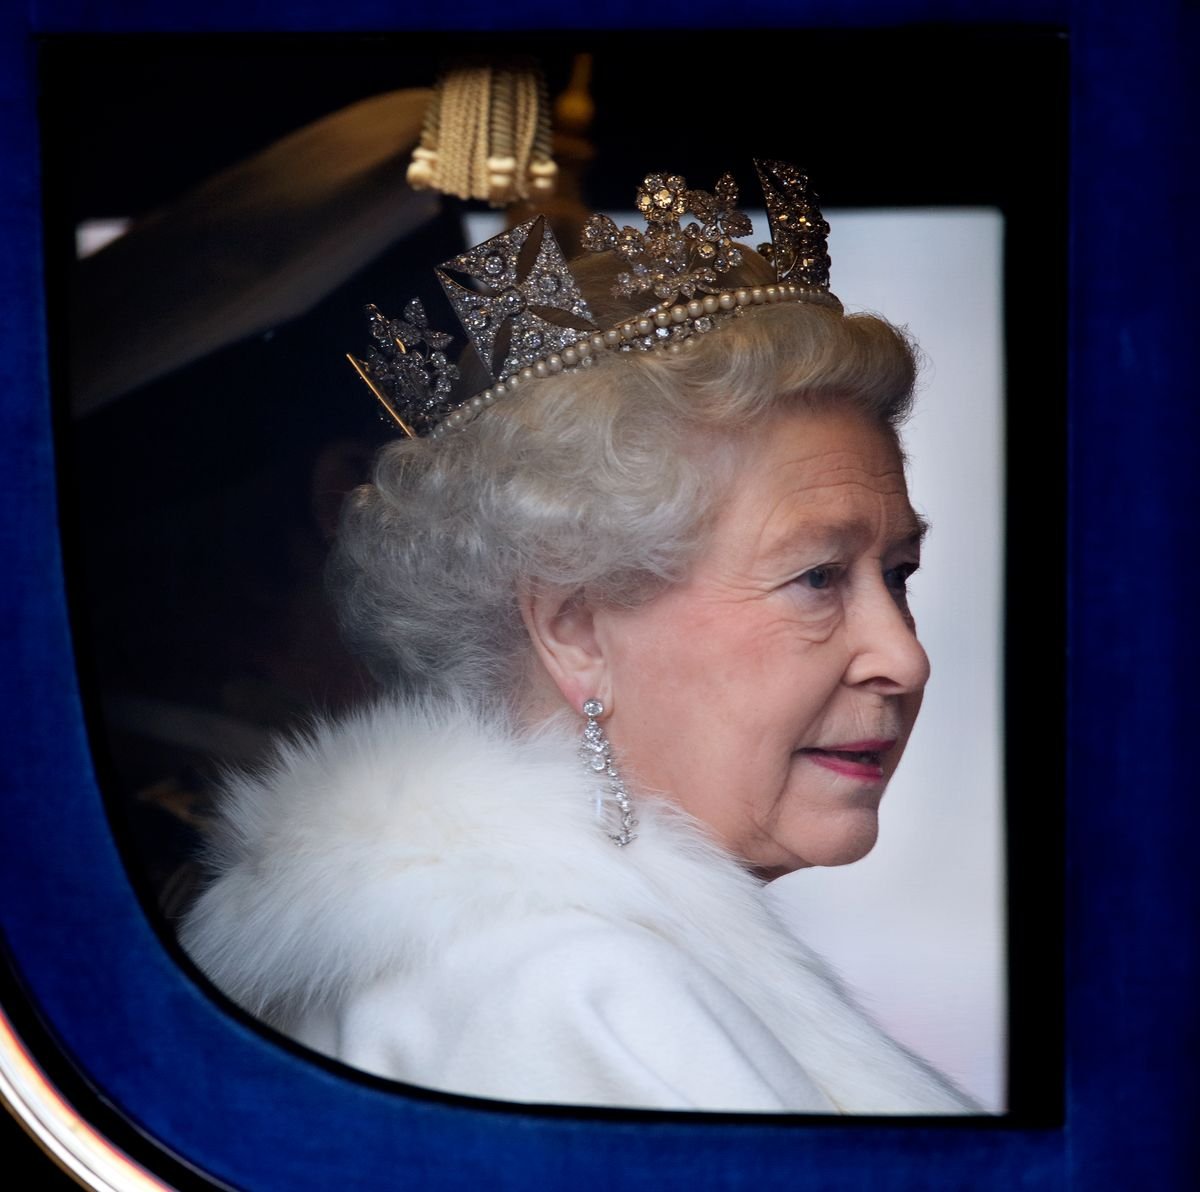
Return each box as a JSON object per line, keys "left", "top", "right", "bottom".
{"left": 330, "top": 251, "right": 918, "bottom": 702}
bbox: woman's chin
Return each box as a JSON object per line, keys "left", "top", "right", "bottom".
{"left": 782, "top": 811, "right": 881, "bottom": 871}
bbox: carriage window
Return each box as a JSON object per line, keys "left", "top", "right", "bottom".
{"left": 42, "top": 30, "right": 1065, "bottom": 1120}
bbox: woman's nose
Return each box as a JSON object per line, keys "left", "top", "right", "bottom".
{"left": 843, "top": 587, "right": 931, "bottom": 694}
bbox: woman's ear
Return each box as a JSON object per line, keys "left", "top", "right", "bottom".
{"left": 519, "top": 585, "right": 611, "bottom": 715}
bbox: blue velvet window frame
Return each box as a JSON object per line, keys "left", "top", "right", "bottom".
{"left": 2, "top": 2, "right": 1197, "bottom": 1188}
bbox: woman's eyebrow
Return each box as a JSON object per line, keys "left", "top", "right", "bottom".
{"left": 902, "top": 512, "right": 931, "bottom": 546}
{"left": 763, "top": 511, "right": 930, "bottom": 561}
{"left": 758, "top": 521, "right": 860, "bottom": 563}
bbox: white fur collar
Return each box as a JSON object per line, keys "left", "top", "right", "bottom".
{"left": 182, "top": 696, "right": 975, "bottom": 1114}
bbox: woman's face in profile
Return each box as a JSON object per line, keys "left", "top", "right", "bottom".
{"left": 596, "top": 407, "right": 930, "bottom": 879}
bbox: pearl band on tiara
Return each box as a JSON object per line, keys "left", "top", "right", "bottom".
{"left": 428, "top": 280, "right": 838, "bottom": 439}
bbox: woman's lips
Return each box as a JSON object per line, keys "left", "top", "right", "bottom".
{"left": 799, "top": 739, "right": 897, "bottom": 781}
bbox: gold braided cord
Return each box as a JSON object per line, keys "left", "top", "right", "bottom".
{"left": 486, "top": 67, "right": 519, "bottom": 204}
{"left": 489, "top": 67, "right": 514, "bottom": 164}
{"left": 531, "top": 64, "right": 554, "bottom": 166}
{"left": 513, "top": 69, "right": 538, "bottom": 198}
{"left": 439, "top": 66, "right": 489, "bottom": 200}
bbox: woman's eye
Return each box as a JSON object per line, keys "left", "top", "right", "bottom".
{"left": 798, "top": 565, "right": 837, "bottom": 591}
{"left": 884, "top": 563, "right": 919, "bottom": 594}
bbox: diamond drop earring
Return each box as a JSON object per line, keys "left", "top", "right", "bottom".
{"left": 580, "top": 699, "right": 637, "bottom": 847}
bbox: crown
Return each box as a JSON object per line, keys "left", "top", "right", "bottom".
{"left": 348, "top": 160, "right": 841, "bottom": 439}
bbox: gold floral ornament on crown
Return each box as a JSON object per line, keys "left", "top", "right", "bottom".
{"left": 581, "top": 171, "right": 753, "bottom": 301}
{"left": 348, "top": 160, "right": 842, "bottom": 439}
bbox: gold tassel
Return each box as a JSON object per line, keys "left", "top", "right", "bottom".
{"left": 407, "top": 59, "right": 557, "bottom": 207}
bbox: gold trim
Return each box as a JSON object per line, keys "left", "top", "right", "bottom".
{"left": 346, "top": 353, "right": 417, "bottom": 439}
{"left": 0, "top": 1002, "right": 177, "bottom": 1191}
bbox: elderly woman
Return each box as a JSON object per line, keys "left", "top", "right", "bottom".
{"left": 182, "top": 163, "right": 977, "bottom": 1114}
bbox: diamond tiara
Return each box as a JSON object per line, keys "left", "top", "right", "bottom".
{"left": 347, "top": 160, "right": 841, "bottom": 439}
